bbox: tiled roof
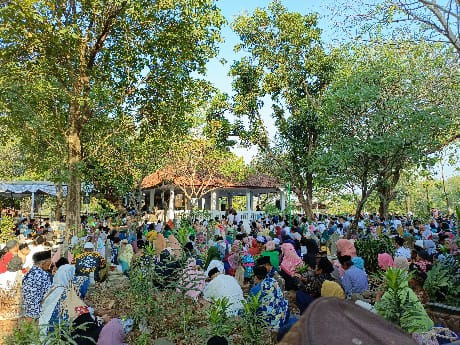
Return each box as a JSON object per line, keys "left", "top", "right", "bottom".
{"left": 141, "top": 167, "right": 280, "bottom": 190}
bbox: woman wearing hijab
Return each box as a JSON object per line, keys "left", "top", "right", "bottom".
{"left": 39, "top": 264, "right": 101, "bottom": 344}
{"left": 302, "top": 239, "right": 319, "bottom": 269}
{"left": 280, "top": 243, "right": 303, "bottom": 277}
{"left": 321, "top": 280, "right": 345, "bottom": 299}
{"left": 280, "top": 243, "right": 303, "bottom": 291}
{"left": 260, "top": 240, "right": 280, "bottom": 270}
{"left": 423, "top": 240, "right": 437, "bottom": 258}
{"left": 394, "top": 256, "right": 410, "bottom": 270}
{"left": 336, "top": 239, "right": 357, "bottom": 257}
{"left": 377, "top": 253, "right": 395, "bottom": 271}
{"left": 97, "top": 318, "right": 130, "bottom": 345}
{"left": 411, "top": 250, "right": 432, "bottom": 273}
{"left": 296, "top": 257, "right": 336, "bottom": 313}
{"left": 167, "top": 235, "right": 182, "bottom": 258}
{"left": 334, "top": 239, "right": 364, "bottom": 278}
{"left": 118, "top": 239, "right": 134, "bottom": 274}
{"left": 205, "top": 246, "right": 224, "bottom": 277}
{"left": 154, "top": 233, "right": 167, "bottom": 255}
{"left": 177, "top": 258, "right": 206, "bottom": 301}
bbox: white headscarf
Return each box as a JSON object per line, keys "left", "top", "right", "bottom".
{"left": 39, "top": 264, "right": 75, "bottom": 331}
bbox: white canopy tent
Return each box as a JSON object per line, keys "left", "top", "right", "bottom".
{"left": 0, "top": 181, "right": 67, "bottom": 218}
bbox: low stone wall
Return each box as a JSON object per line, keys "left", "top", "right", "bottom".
{"left": 426, "top": 308, "right": 460, "bottom": 333}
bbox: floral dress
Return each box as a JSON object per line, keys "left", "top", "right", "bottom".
{"left": 22, "top": 266, "right": 52, "bottom": 318}
{"left": 258, "top": 277, "right": 289, "bottom": 330}
{"left": 74, "top": 252, "right": 106, "bottom": 282}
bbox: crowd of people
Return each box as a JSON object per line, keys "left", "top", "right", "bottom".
{"left": 0, "top": 210, "right": 458, "bottom": 344}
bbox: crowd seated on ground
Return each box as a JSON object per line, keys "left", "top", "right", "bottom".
{"left": 0, "top": 210, "right": 458, "bottom": 344}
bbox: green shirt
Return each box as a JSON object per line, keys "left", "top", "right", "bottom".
{"left": 261, "top": 250, "right": 280, "bottom": 270}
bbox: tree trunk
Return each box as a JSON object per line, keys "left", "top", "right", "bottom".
{"left": 349, "top": 198, "right": 367, "bottom": 239}
{"left": 66, "top": 108, "right": 82, "bottom": 237}
{"left": 136, "top": 178, "right": 143, "bottom": 216}
{"left": 424, "top": 184, "right": 431, "bottom": 216}
{"left": 378, "top": 184, "right": 392, "bottom": 221}
{"left": 295, "top": 173, "right": 314, "bottom": 219}
{"left": 54, "top": 181, "right": 63, "bottom": 221}
{"left": 377, "top": 167, "right": 402, "bottom": 220}
{"left": 440, "top": 163, "right": 450, "bottom": 213}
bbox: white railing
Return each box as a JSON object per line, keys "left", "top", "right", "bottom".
{"left": 176, "top": 210, "right": 266, "bottom": 224}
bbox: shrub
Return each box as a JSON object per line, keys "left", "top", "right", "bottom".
{"left": 375, "top": 268, "right": 433, "bottom": 333}
{"left": 424, "top": 256, "right": 460, "bottom": 306}
{"left": 0, "top": 216, "right": 15, "bottom": 243}
{"left": 355, "top": 236, "right": 395, "bottom": 273}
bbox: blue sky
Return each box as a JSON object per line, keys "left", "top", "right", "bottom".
{"left": 206, "top": 0, "right": 341, "bottom": 94}
{"left": 204, "top": 0, "right": 459, "bottom": 177}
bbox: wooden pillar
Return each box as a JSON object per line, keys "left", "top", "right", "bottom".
{"left": 149, "top": 189, "right": 155, "bottom": 211}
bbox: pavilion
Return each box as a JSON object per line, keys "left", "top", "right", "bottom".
{"left": 0, "top": 181, "right": 67, "bottom": 219}
{"left": 141, "top": 170, "right": 285, "bottom": 223}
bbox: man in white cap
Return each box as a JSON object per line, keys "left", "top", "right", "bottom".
{"left": 73, "top": 241, "right": 106, "bottom": 282}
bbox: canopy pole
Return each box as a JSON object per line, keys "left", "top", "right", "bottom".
{"left": 30, "top": 191, "right": 35, "bottom": 219}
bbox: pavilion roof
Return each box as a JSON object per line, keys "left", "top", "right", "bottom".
{"left": 141, "top": 168, "right": 280, "bottom": 190}
{"left": 0, "top": 181, "right": 67, "bottom": 196}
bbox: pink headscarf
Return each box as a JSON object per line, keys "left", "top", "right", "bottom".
{"left": 336, "top": 239, "right": 357, "bottom": 257}
{"left": 378, "top": 253, "right": 395, "bottom": 270}
{"left": 97, "top": 318, "right": 126, "bottom": 345}
{"left": 280, "top": 243, "right": 303, "bottom": 277}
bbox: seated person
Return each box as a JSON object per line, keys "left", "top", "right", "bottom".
{"left": 257, "top": 255, "right": 285, "bottom": 291}
{"left": 338, "top": 255, "right": 368, "bottom": 298}
{"left": 249, "top": 265, "right": 267, "bottom": 297}
{"left": 73, "top": 242, "right": 106, "bottom": 282}
{"left": 296, "top": 257, "right": 336, "bottom": 313}
{"left": 203, "top": 267, "right": 244, "bottom": 317}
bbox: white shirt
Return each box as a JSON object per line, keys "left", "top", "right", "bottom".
{"left": 0, "top": 271, "right": 21, "bottom": 290}
{"left": 203, "top": 274, "right": 244, "bottom": 316}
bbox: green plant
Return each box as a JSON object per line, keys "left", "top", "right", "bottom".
{"left": 175, "top": 225, "right": 191, "bottom": 246}
{"left": 238, "top": 293, "right": 268, "bottom": 345}
{"left": 296, "top": 264, "right": 309, "bottom": 275}
{"left": 144, "top": 244, "right": 156, "bottom": 257}
{"left": 263, "top": 204, "right": 280, "bottom": 216}
{"left": 355, "top": 236, "right": 395, "bottom": 273}
{"left": 4, "top": 319, "right": 40, "bottom": 345}
{"left": 424, "top": 256, "right": 460, "bottom": 306}
{"left": 207, "top": 297, "right": 233, "bottom": 337}
{"left": 0, "top": 215, "right": 15, "bottom": 243}
{"left": 375, "top": 268, "right": 433, "bottom": 333}
{"left": 4, "top": 319, "right": 95, "bottom": 345}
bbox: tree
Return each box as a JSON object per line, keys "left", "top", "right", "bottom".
{"left": 0, "top": 0, "right": 224, "bottom": 233}
{"left": 322, "top": 41, "right": 459, "bottom": 230}
{"left": 388, "top": 0, "right": 460, "bottom": 56}
{"left": 161, "top": 138, "right": 248, "bottom": 205}
{"left": 230, "top": 1, "right": 335, "bottom": 218}
{"left": 330, "top": 0, "right": 460, "bottom": 57}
